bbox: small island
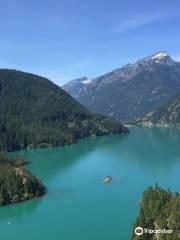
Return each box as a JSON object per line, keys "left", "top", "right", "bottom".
{"left": 0, "top": 154, "right": 45, "bottom": 206}
{"left": 103, "top": 176, "right": 112, "bottom": 184}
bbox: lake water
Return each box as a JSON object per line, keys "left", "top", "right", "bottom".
{"left": 0, "top": 127, "right": 180, "bottom": 240}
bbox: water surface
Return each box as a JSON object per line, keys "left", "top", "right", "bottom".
{"left": 1, "top": 127, "right": 180, "bottom": 240}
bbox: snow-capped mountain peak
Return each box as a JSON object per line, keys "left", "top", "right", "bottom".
{"left": 138, "top": 51, "right": 174, "bottom": 65}
{"left": 151, "top": 51, "right": 169, "bottom": 59}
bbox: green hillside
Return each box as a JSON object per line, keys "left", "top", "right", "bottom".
{"left": 0, "top": 69, "right": 128, "bottom": 151}
{"left": 0, "top": 153, "right": 45, "bottom": 206}
{"left": 132, "top": 185, "right": 180, "bottom": 240}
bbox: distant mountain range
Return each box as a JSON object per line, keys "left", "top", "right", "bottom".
{"left": 63, "top": 51, "right": 180, "bottom": 123}
{"left": 0, "top": 69, "right": 128, "bottom": 152}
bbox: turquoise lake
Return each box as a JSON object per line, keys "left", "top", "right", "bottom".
{"left": 0, "top": 127, "right": 180, "bottom": 240}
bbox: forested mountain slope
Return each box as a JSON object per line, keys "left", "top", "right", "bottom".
{"left": 0, "top": 69, "right": 128, "bottom": 151}
{"left": 137, "top": 91, "right": 180, "bottom": 125}
{"left": 0, "top": 154, "right": 45, "bottom": 206}
{"left": 132, "top": 185, "right": 180, "bottom": 240}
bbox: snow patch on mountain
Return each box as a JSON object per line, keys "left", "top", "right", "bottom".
{"left": 81, "top": 79, "right": 92, "bottom": 85}
{"left": 151, "top": 51, "right": 168, "bottom": 59}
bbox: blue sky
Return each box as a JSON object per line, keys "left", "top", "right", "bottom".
{"left": 0, "top": 0, "right": 180, "bottom": 85}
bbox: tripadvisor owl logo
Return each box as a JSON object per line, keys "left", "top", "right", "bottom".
{"left": 134, "top": 226, "right": 173, "bottom": 236}
{"left": 135, "top": 227, "right": 143, "bottom": 236}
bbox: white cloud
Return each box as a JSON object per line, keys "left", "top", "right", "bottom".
{"left": 110, "top": 11, "right": 179, "bottom": 33}
{"left": 111, "top": 16, "right": 157, "bottom": 33}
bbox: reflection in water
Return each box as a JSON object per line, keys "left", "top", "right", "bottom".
{"left": 10, "top": 133, "right": 128, "bottom": 181}
{"left": 0, "top": 197, "right": 42, "bottom": 223}
{"left": 116, "top": 127, "right": 180, "bottom": 172}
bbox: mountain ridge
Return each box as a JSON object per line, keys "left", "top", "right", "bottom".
{"left": 63, "top": 51, "right": 180, "bottom": 123}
